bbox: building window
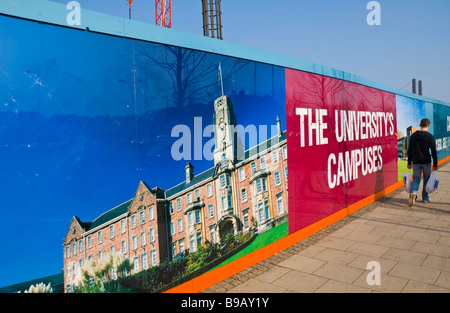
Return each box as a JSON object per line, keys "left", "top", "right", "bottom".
{"left": 142, "top": 253, "right": 148, "bottom": 270}
{"left": 208, "top": 204, "right": 214, "bottom": 218}
{"left": 221, "top": 154, "right": 227, "bottom": 167}
{"left": 195, "top": 189, "right": 200, "bottom": 201}
{"left": 72, "top": 243, "right": 76, "bottom": 256}
{"left": 274, "top": 171, "right": 281, "bottom": 186}
{"left": 79, "top": 240, "right": 83, "bottom": 253}
{"left": 207, "top": 183, "right": 212, "bottom": 197}
{"left": 176, "top": 198, "right": 181, "bottom": 211}
{"left": 257, "top": 201, "right": 270, "bottom": 224}
{"left": 170, "top": 221, "right": 175, "bottom": 235}
{"left": 99, "top": 250, "right": 103, "bottom": 260}
{"left": 195, "top": 209, "right": 201, "bottom": 224}
{"left": 65, "top": 246, "right": 70, "bottom": 259}
{"left": 243, "top": 209, "right": 249, "bottom": 229}
{"left": 250, "top": 161, "right": 256, "bottom": 174}
{"left": 260, "top": 156, "right": 266, "bottom": 169}
{"left": 283, "top": 145, "right": 287, "bottom": 160}
{"left": 140, "top": 210, "right": 145, "bottom": 225}
{"left": 110, "top": 245, "right": 115, "bottom": 253}
{"left": 209, "top": 225, "right": 215, "bottom": 244}
{"left": 190, "top": 234, "right": 196, "bottom": 253}
{"left": 221, "top": 196, "right": 227, "bottom": 211}
{"left": 219, "top": 173, "right": 230, "bottom": 189}
{"left": 72, "top": 262, "right": 77, "bottom": 276}
{"left": 132, "top": 236, "right": 137, "bottom": 250}
{"left": 257, "top": 203, "right": 264, "bottom": 224}
{"left": 178, "top": 217, "right": 183, "bottom": 233}
{"left": 239, "top": 167, "right": 245, "bottom": 181}
{"left": 134, "top": 257, "right": 139, "bottom": 273}
{"left": 189, "top": 211, "right": 194, "bottom": 226}
{"left": 121, "top": 240, "right": 126, "bottom": 254}
{"left": 169, "top": 202, "right": 174, "bottom": 215}
{"left": 141, "top": 231, "right": 146, "bottom": 247}
{"left": 264, "top": 200, "right": 270, "bottom": 221}
{"left": 241, "top": 188, "right": 247, "bottom": 202}
{"left": 131, "top": 215, "right": 136, "bottom": 229}
{"left": 276, "top": 193, "right": 284, "bottom": 214}
{"left": 150, "top": 228, "right": 155, "bottom": 242}
{"left": 285, "top": 166, "right": 288, "bottom": 181}
{"left": 110, "top": 225, "right": 114, "bottom": 238}
{"left": 171, "top": 243, "right": 177, "bottom": 259}
{"left": 98, "top": 231, "right": 103, "bottom": 244}
{"left": 121, "top": 220, "right": 126, "bottom": 233}
{"left": 187, "top": 193, "right": 192, "bottom": 204}
{"left": 254, "top": 177, "right": 267, "bottom": 194}
{"left": 150, "top": 250, "right": 157, "bottom": 266}
{"left": 179, "top": 239, "right": 184, "bottom": 253}
{"left": 87, "top": 236, "right": 92, "bottom": 248}
{"left": 149, "top": 205, "right": 154, "bottom": 220}
{"left": 272, "top": 150, "right": 279, "bottom": 164}
{"left": 196, "top": 231, "right": 202, "bottom": 248}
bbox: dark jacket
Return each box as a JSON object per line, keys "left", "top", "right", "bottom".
{"left": 407, "top": 130, "right": 438, "bottom": 167}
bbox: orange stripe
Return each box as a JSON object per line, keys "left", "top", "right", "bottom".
{"left": 164, "top": 178, "right": 406, "bottom": 293}
{"left": 438, "top": 155, "right": 450, "bottom": 166}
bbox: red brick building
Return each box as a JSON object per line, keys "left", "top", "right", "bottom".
{"left": 63, "top": 96, "right": 288, "bottom": 292}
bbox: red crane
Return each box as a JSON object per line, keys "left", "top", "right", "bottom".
{"left": 155, "top": 0, "right": 172, "bottom": 28}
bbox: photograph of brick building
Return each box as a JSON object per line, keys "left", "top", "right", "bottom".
{"left": 63, "top": 95, "right": 288, "bottom": 292}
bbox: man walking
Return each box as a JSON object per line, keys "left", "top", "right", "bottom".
{"left": 407, "top": 118, "right": 438, "bottom": 207}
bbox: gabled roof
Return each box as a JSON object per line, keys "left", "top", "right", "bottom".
{"left": 87, "top": 199, "right": 132, "bottom": 231}
{"left": 165, "top": 167, "right": 215, "bottom": 199}
{"left": 0, "top": 273, "right": 64, "bottom": 293}
{"left": 73, "top": 216, "right": 91, "bottom": 231}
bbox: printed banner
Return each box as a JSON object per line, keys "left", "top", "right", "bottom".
{"left": 286, "top": 69, "right": 398, "bottom": 234}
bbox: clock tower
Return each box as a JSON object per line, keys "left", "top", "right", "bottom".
{"left": 213, "top": 95, "right": 238, "bottom": 171}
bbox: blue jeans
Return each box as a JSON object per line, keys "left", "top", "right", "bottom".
{"left": 411, "top": 164, "right": 432, "bottom": 200}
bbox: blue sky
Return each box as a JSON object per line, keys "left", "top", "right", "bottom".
{"left": 1, "top": 0, "right": 449, "bottom": 289}
{"left": 49, "top": 0, "right": 450, "bottom": 103}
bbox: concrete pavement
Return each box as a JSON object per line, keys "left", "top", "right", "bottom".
{"left": 203, "top": 161, "right": 450, "bottom": 293}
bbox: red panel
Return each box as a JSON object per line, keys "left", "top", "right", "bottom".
{"left": 286, "top": 69, "right": 398, "bottom": 234}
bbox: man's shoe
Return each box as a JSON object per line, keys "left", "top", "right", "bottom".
{"left": 424, "top": 197, "right": 431, "bottom": 203}
{"left": 408, "top": 194, "right": 417, "bottom": 207}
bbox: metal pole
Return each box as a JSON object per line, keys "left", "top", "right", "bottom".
{"left": 418, "top": 80, "right": 423, "bottom": 96}
{"left": 412, "top": 79, "right": 417, "bottom": 94}
{"left": 216, "top": 0, "right": 222, "bottom": 39}
{"left": 209, "top": 0, "right": 215, "bottom": 38}
{"left": 202, "top": 0, "right": 208, "bottom": 36}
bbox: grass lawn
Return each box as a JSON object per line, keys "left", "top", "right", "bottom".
{"left": 398, "top": 159, "right": 408, "bottom": 181}
{"left": 212, "top": 221, "right": 289, "bottom": 270}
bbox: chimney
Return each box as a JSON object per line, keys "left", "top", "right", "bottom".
{"left": 412, "top": 79, "right": 417, "bottom": 94}
{"left": 185, "top": 162, "right": 194, "bottom": 183}
{"left": 276, "top": 116, "right": 281, "bottom": 137}
{"left": 418, "top": 80, "right": 423, "bottom": 96}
